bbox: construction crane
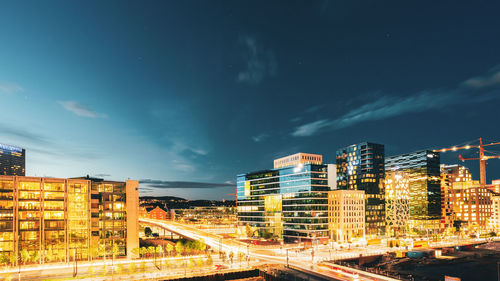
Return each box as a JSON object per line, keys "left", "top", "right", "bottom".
{"left": 434, "top": 137, "right": 500, "bottom": 187}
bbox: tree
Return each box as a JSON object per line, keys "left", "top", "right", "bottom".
{"left": 155, "top": 245, "right": 163, "bottom": 255}
{"left": 0, "top": 252, "right": 9, "bottom": 265}
{"left": 144, "top": 227, "right": 153, "bottom": 237}
{"left": 245, "top": 225, "right": 254, "bottom": 238}
{"left": 490, "top": 231, "right": 497, "bottom": 237}
{"left": 131, "top": 247, "right": 140, "bottom": 258}
{"left": 229, "top": 252, "right": 234, "bottom": 264}
{"left": 166, "top": 243, "right": 174, "bottom": 256}
{"left": 139, "top": 247, "right": 148, "bottom": 258}
{"left": 238, "top": 252, "right": 245, "bottom": 266}
{"left": 175, "top": 241, "right": 184, "bottom": 255}
{"left": 147, "top": 246, "right": 155, "bottom": 257}
{"left": 20, "top": 249, "right": 30, "bottom": 265}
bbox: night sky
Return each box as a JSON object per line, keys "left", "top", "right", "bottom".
{"left": 1, "top": 1, "right": 500, "bottom": 199}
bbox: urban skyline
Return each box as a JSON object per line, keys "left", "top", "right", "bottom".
{"left": 1, "top": 1, "right": 500, "bottom": 200}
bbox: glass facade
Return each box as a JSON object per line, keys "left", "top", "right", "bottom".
{"left": 336, "top": 142, "right": 385, "bottom": 237}
{"left": 0, "top": 176, "right": 134, "bottom": 265}
{"left": 0, "top": 144, "right": 25, "bottom": 176}
{"left": 385, "top": 150, "right": 441, "bottom": 221}
{"left": 237, "top": 163, "right": 329, "bottom": 242}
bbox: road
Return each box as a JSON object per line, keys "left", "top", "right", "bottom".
{"left": 141, "top": 218, "right": 402, "bottom": 281}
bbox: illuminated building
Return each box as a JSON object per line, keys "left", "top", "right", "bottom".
{"left": 448, "top": 180, "right": 492, "bottom": 232}
{"left": 336, "top": 142, "right": 385, "bottom": 237}
{"left": 440, "top": 165, "right": 473, "bottom": 230}
{"left": 147, "top": 206, "right": 169, "bottom": 220}
{"left": 173, "top": 206, "right": 235, "bottom": 225}
{"left": 273, "top": 153, "right": 322, "bottom": 169}
{"left": 489, "top": 195, "right": 500, "bottom": 232}
{"left": 488, "top": 179, "right": 500, "bottom": 193}
{"left": 0, "top": 143, "right": 25, "bottom": 176}
{"left": 328, "top": 190, "right": 365, "bottom": 242}
{"left": 0, "top": 175, "right": 138, "bottom": 265}
{"left": 385, "top": 150, "right": 441, "bottom": 232}
{"left": 384, "top": 171, "right": 410, "bottom": 237}
{"left": 237, "top": 153, "right": 331, "bottom": 243}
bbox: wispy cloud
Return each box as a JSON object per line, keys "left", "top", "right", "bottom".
{"left": 252, "top": 133, "right": 269, "bottom": 142}
{"left": 237, "top": 35, "right": 277, "bottom": 85}
{"left": 0, "top": 82, "right": 23, "bottom": 94}
{"left": 463, "top": 70, "right": 500, "bottom": 88}
{"left": 292, "top": 67, "right": 500, "bottom": 137}
{"left": 94, "top": 173, "right": 111, "bottom": 177}
{"left": 139, "top": 179, "right": 235, "bottom": 189}
{"left": 58, "top": 101, "right": 107, "bottom": 118}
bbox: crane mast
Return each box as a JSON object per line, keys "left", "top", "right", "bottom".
{"left": 435, "top": 137, "right": 500, "bottom": 188}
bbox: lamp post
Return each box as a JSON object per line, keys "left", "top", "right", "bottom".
{"left": 286, "top": 249, "right": 289, "bottom": 268}
{"left": 246, "top": 244, "right": 250, "bottom": 267}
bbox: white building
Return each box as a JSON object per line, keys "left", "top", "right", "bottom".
{"left": 328, "top": 190, "right": 365, "bottom": 242}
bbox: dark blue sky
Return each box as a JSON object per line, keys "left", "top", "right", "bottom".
{"left": 1, "top": 1, "right": 500, "bottom": 199}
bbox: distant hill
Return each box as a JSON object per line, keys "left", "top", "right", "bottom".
{"left": 139, "top": 195, "right": 235, "bottom": 210}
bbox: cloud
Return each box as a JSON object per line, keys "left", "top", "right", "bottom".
{"left": 463, "top": 70, "right": 500, "bottom": 88}
{"left": 139, "top": 179, "right": 235, "bottom": 189}
{"left": 0, "top": 82, "right": 23, "bottom": 94}
{"left": 291, "top": 91, "right": 488, "bottom": 137}
{"left": 252, "top": 133, "right": 269, "bottom": 142}
{"left": 94, "top": 173, "right": 111, "bottom": 177}
{"left": 291, "top": 66, "right": 500, "bottom": 137}
{"left": 0, "top": 123, "right": 51, "bottom": 145}
{"left": 237, "top": 35, "right": 277, "bottom": 85}
{"left": 58, "top": 101, "right": 107, "bottom": 118}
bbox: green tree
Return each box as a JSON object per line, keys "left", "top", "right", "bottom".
{"left": 20, "top": 249, "right": 30, "bottom": 265}
{"left": 175, "top": 241, "right": 184, "bottom": 255}
{"left": 32, "top": 251, "right": 40, "bottom": 263}
{"left": 229, "top": 252, "right": 234, "bottom": 264}
{"left": 166, "top": 243, "right": 174, "bottom": 256}
{"left": 155, "top": 245, "right": 163, "bottom": 255}
{"left": 147, "top": 246, "right": 155, "bottom": 257}
{"left": 245, "top": 225, "right": 253, "bottom": 237}
{"left": 144, "top": 227, "right": 153, "bottom": 237}
{"left": 131, "top": 247, "right": 140, "bottom": 258}
{"left": 0, "top": 252, "right": 9, "bottom": 265}
{"left": 139, "top": 247, "right": 148, "bottom": 258}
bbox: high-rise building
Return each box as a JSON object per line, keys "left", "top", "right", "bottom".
{"left": 336, "top": 142, "right": 385, "bottom": 237}
{"left": 0, "top": 143, "right": 25, "bottom": 176}
{"left": 0, "top": 175, "right": 138, "bottom": 265}
{"left": 440, "top": 164, "right": 473, "bottom": 230}
{"left": 385, "top": 150, "right": 441, "bottom": 232}
{"left": 448, "top": 180, "right": 492, "bottom": 232}
{"left": 328, "top": 190, "right": 365, "bottom": 242}
{"left": 237, "top": 153, "right": 330, "bottom": 243}
{"left": 384, "top": 171, "right": 410, "bottom": 237}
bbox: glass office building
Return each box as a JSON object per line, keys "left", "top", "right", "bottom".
{"left": 385, "top": 150, "right": 441, "bottom": 225}
{"left": 336, "top": 142, "right": 385, "bottom": 237}
{"left": 0, "top": 175, "right": 138, "bottom": 265}
{"left": 237, "top": 153, "right": 330, "bottom": 243}
{"left": 0, "top": 143, "right": 25, "bottom": 176}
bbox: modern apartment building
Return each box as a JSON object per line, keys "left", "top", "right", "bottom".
{"left": 237, "top": 153, "right": 330, "bottom": 243}
{"left": 336, "top": 142, "right": 385, "bottom": 237}
{"left": 385, "top": 150, "right": 441, "bottom": 232}
{"left": 440, "top": 165, "right": 473, "bottom": 230}
{"left": 448, "top": 180, "right": 492, "bottom": 232}
{"left": 0, "top": 143, "right": 25, "bottom": 176}
{"left": 0, "top": 175, "right": 138, "bottom": 265}
{"left": 328, "top": 190, "right": 365, "bottom": 242}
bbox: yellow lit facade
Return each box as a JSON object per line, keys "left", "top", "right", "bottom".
{"left": 489, "top": 195, "right": 500, "bottom": 233}
{"left": 328, "top": 190, "right": 365, "bottom": 242}
{"left": 385, "top": 171, "right": 410, "bottom": 237}
{"left": 0, "top": 175, "right": 138, "bottom": 265}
